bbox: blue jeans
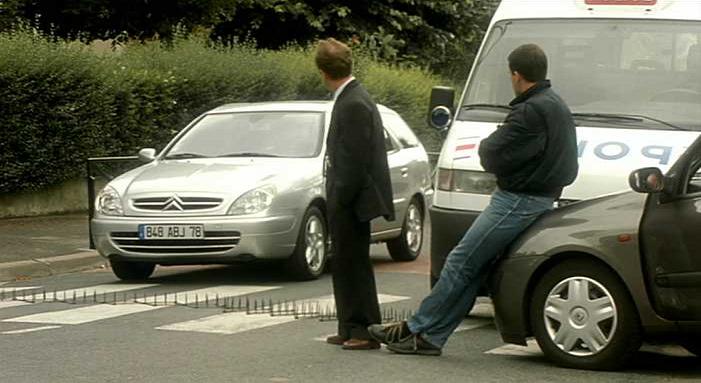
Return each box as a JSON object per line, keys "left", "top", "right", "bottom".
{"left": 407, "top": 189, "right": 554, "bottom": 348}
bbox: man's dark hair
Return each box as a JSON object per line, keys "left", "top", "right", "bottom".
{"left": 508, "top": 44, "right": 548, "bottom": 82}
{"left": 315, "top": 38, "right": 352, "bottom": 79}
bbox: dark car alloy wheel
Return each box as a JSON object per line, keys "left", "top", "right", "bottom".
{"left": 287, "top": 206, "right": 327, "bottom": 280}
{"left": 387, "top": 198, "right": 423, "bottom": 262}
{"left": 110, "top": 259, "right": 156, "bottom": 281}
{"left": 530, "top": 259, "right": 642, "bottom": 370}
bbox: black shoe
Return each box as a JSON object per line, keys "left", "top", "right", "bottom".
{"left": 367, "top": 321, "right": 412, "bottom": 345}
{"left": 386, "top": 334, "right": 442, "bottom": 356}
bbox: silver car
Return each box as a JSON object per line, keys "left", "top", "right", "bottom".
{"left": 91, "top": 101, "right": 433, "bottom": 281}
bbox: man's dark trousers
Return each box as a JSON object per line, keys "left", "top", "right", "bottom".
{"left": 329, "top": 205, "right": 381, "bottom": 340}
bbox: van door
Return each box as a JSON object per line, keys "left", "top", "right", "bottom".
{"left": 640, "top": 136, "right": 701, "bottom": 321}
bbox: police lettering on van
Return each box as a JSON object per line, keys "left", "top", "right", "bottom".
{"left": 426, "top": 0, "right": 701, "bottom": 286}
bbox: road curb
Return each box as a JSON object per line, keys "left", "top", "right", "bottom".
{"left": 0, "top": 251, "right": 107, "bottom": 282}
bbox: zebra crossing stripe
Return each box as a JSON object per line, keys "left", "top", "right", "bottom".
{"left": 0, "top": 301, "right": 31, "bottom": 309}
{"left": 157, "top": 311, "right": 297, "bottom": 335}
{"left": 2, "top": 325, "right": 62, "bottom": 335}
{"left": 485, "top": 339, "right": 694, "bottom": 358}
{"left": 0, "top": 286, "right": 42, "bottom": 294}
{"left": 454, "top": 317, "right": 492, "bottom": 333}
{"left": 134, "top": 285, "right": 279, "bottom": 305}
{"left": 3, "top": 304, "right": 161, "bottom": 325}
{"left": 160, "top": 293, "right": 410, "bottom": 336}
{"left": 2, "top": 285, "right": 280, "bottom": 325}
{"left": 7, "top": 283, "right": 159, "bottom": 302}
{"left": 486, "top": 339, "right": 542, "bottom": 357}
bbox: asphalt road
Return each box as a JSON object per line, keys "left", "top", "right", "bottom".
{"left": 1, "top": 251, "right": 699, "bottom": 383}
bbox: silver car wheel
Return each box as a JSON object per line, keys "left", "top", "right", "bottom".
{"left": 405, "top": 203, "right": 423, "bottom": 254}
{"left": 543, "top": 276, "right": 617, "bottom": 357}
{"left": 304, "top": 215, "right": 326, "bottom": 273}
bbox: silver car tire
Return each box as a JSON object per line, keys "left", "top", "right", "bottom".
{"left": 387, "top": 198, "right": 423, "bottom": 262}
{"left": 109, "top": 259, "right": 156, "bottom": 281}
{"left": 530, "top": 259, "right": 641, "bottom": 371}
{"left": 287, "top": 206, "right": 328, "bottom": 281}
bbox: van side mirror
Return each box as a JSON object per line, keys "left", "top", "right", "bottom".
{"left": 629, "top": 167, "right": 664, "bottom": 193}
{"left": 428, "top": 86, "right": 455, "bottom": 131}
{"left": 138, "top": 148, "right": 157, "bottom": 163}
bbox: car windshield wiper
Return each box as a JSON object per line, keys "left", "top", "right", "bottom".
{"left": 217, "top": 152, "right": 281, "bottom": 158}
{"left": 461, "top": 103, "right": 512, "bottom": 112}
{"left": 164, "top": 152, "right": 209, "bottom": 159}
{"left": 572, "top": 113, "right": 686, "bottom": 131}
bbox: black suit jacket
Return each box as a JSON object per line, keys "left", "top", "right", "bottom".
{"left": 325, "top": 80, "right": 395, "bottom": 222}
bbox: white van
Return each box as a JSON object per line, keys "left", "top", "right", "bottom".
{"left": 427, "top": 0, "right": 701, "bottom": 285}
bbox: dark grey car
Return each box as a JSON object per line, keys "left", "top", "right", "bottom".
{"left": 490, "top": 135, "right": 701, "bottom": 370}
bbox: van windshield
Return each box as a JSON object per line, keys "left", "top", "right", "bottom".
{"left": 460, "top": 19, "right": 701, "bottom": 131}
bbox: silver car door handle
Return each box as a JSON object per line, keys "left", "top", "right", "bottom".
{"left": 400, "top": 167, "right": 409, "bottom": 177}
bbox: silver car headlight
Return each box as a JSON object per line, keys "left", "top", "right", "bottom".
{"left": 228, "top": 186, "right": 276, "bottom": 215}
{"left": 96, "top": 186, "right": 124, "bottom": 216}
{"left": 437, "top": 169, "right": 497, "bottom": 195}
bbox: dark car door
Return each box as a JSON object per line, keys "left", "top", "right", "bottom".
{"left": 640, "top": 136, "right": 701, "bottom": 321}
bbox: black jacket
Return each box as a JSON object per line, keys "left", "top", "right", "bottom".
{"left": 325, "top": 80, "right": 395, "bottom": 222}
{"left": 479, "top": 80, "right": 578, "bottom": 198}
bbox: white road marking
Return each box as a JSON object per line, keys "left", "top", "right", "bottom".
{"left": 0, "top": 286, "right": 42, "bottom": 293}
{"left": 0, "top": 301, "right": 31, "bottom": 309}
{"left": 157, "top": 311, "right": 297, "bottom": 335}
{"left": 455, "top": 317, "right": 492, "bottom": 333}
{"left": 163, "top": 293, "right": 410, "bottom": 336}
{"left": 2, "top": 285, "right": 280, "bottom": 325}
{"left": 3, "top": 304, "right": 161, "bottom": 325}
{"left": 486, "top": 339, "right": 542, "bottom": 357}
{"left": 486, "top": 340, "right": 695, "bottom": 358}
{"left": 2, "top": 325, "right": 62, "bottom": 334}
{"left": 134, "top": 285, "right": 279, "bottom": 305}
{"left": 12, "top": 283, "right": 159, "bottom": 302}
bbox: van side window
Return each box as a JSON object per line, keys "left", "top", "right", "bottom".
{"left": 382, "top": 113, "right": 420, "bottom": 148}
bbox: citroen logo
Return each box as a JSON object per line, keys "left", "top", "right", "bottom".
{"left": 163, "top": 195, "right": 184, "bottom": 211}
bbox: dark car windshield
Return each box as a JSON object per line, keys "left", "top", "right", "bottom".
{"left": 165, "top": 111, "right": 324, "bottom": 159}
{"left": 459, "top": 19, "right": 701, "bottom": 131}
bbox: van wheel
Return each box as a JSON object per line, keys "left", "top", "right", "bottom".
{"left": 530, "top": 259, "right": 641, "bottom": 370}
{"left": 110, "top": 259, "right": 155, "bottom": 281}
{"left": 287, "top": 206, "right": 328, "bottom": 280}
{"left": 387, "top": 198, "right": 423, "bottom": 262}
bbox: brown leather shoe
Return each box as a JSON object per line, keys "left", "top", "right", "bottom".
{"left": 326, "top": 335, "right": 347, "bottom": 345}
{"left": 342, "top": 338, "right": 381, "bottom": 350}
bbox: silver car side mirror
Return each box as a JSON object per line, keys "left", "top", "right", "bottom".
{"left": 138, "top": 148, "right": 157, "bottom": 163}
{"left": 629, "top": 167, "right": 664, "bottom": 193}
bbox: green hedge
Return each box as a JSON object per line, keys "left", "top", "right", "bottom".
{"left": 0, "top": 30, "right": 443, "bottom": 193}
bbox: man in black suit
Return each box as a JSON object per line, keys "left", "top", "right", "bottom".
{"left": 315, "top": 38, "right": 395, "bottom": 350}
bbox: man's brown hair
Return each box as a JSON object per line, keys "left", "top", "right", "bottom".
{"left": 315, "top": 38, "right": 352, "bottom": 80}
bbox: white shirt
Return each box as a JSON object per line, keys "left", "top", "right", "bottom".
{"left": 332, "top": 76, "right": 355, "bottom": 101}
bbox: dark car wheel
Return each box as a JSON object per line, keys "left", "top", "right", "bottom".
{"left": 287, "top": 206, "right": 328, "bottom": 280}
{"left": 530, "top": 259, "right": 642, "bottom": 371}
{"left": 110, "top": 259, "right": 156, "bottom": 281}
{"left": 387, "top": 198, "right": 423, "bottom": 262}
{"left": 680, "top": 338, "right": 701, "bottom": 357}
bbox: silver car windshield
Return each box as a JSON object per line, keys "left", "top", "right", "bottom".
{"left": 460, "top": 19, "right": 701, "bottom": 131}
{"left": 165, "top": 112, "right": 325, "bottom": 159}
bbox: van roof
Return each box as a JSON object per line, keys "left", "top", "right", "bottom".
{"left": 492, "top": 0, "right": 701, "bottom": 24}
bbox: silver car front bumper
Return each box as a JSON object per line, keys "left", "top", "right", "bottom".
{"left": 91, "top": 214, "right": 299, "bottom": 264}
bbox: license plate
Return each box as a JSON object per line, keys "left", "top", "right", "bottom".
{"left": 138, "top": 224, "right": 204, "bottom": 240}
